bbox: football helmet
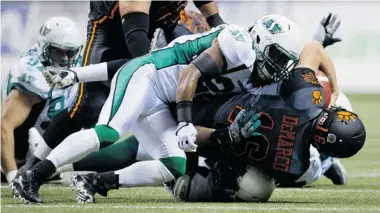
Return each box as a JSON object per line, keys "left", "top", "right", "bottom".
{"left": 249, "top": 14, "right": 302, "bottom": 82}
{"left": 311, "top": 106, "right": 366, "bottom": 158}
{"left": 37, "top": 16, "right": 83, "bottom": 68}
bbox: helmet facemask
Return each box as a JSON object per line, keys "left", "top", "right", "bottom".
{"left": 256, "top": 43, "right": 297, "bottom": 82}
{"left": 41, "top": 43, "right": 82, "bottom": 68}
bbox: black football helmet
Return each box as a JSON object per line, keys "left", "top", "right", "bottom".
{"left": 310, "top": 106, "right": 366, "bottom": 158}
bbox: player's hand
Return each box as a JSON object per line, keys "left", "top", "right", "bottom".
{"left": 50, "top": 68, "right": 79, "bottom": 89}
{"left": 228, "top": 109, "right": 262, "bottom": 145}
{"left": 313, "top": 13, "right": 342, "bottom": 48}
{"left": 42, "top": 66, "right": 59, "bottom": 85}
{"left": 176, "top": 122, "right": 198, "bottom": 152}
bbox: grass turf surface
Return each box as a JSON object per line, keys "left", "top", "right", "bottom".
{"left": 1, "top": 94, "right": 380, "bottom": 213}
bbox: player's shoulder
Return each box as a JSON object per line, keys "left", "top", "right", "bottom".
{"left": 217, "top": 24, "right": 256, "bottom": 70}
{"left": 8, "top": 48, "right": 50, "bottom": 99}
{"left": 280, "top": 67, "right": 325, "bottom": 110}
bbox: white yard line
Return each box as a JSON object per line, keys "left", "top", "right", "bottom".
{"left": 2, "top": 185, "right": 380, "bottom": 193}
{"left": 3, "top": 205, "right": 380, "bottom": 211}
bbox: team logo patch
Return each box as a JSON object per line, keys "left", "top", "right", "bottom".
{"left": 229, "top": 29, "right": 246, "bottom": 42}
{"left": 312, "top": 90, "right": 323, "bottom": 105}
{"left": 39, "top": 25, "right": 51, "bottom": 36}
{"left": 302, "top": 72, "right": 319, "bottom": 85}
{"left": 336, "top": 111, "right": 357, "bottom": 122}
{"left": 327, "top": 133, "right": 337, "bottom": 143}
{"left": 262, "top": 18, "right": 284, "bottom": 34}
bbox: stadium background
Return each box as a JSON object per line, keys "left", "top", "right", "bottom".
{"left": 1, "top": 1, "right": 379, "bottom": 212}
{"left": 1, "top": 1, "right": 380, "bottom": 93}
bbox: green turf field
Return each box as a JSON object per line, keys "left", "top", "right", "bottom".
{"left": 1, "top": 94, "right": 380, "bottom": 213}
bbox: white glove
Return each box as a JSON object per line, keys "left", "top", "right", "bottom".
{"left": 43, "top": 67, "right": 78, "bottom": 89}
{"left": 176, "top": 122, "right": 198, "bottom": 152}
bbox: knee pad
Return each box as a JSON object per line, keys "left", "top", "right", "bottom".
{"left": 160, "top": 157, "right": 186, "bottom": 178}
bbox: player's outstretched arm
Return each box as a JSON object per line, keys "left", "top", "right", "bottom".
{"left": 119, "top": 0, "right": 152, "bottom": 58}
{"left": 295, "top": 40, "right": 339, "bottom": 106}
{"left": 193, "top": 1, "right": 226, "bottom": 27}
{"left": 46, "top": 59, "right": 129, "bottom": 89}
{"left": 176, "top": 40, "right": 225, "bottom": 152}
{"left": 1, "top": 90, "right": 41, "bottom": 183}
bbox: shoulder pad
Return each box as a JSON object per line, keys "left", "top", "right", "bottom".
{"left": 217, "top": 25, "right": 256, "bottom": 70}
{"left": 280, "top": 68, "right": 325, "bottom": 110}
{"left": 8, "top": 56, "right": 50, "bottom": 99}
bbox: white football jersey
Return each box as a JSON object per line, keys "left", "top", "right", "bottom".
{"left": 1, "top": 45, "right": 81, "bottom": 134}
{"left": 148, "top": 24, "right": 256, "bottom": 103}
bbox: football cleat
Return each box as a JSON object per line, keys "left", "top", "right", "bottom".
{"left": 324, "top": 159, "right": 347, "bottom": 185}
{"left": 70, "top": 173, "right": 111, "bottom": 203}
{"left": 13, "top": 170, "right": 43, "bottom": 204}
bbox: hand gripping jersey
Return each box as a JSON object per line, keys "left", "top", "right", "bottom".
{"left": 192, "top": 67, "right": 326, "bottom": 185}
{"left": 1, "top": 45, "right": 81, "bottom": 135}
{"left": 147, "top": 24, "right": 256, "bottom": 103}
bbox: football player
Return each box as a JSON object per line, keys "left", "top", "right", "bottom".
{"left": 1, "top": 16, "right": 83, "bottom": 184}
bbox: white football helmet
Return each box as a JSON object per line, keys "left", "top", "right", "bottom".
{"left": 249, "top": 14, "right": 302, "bottom": 81}
{"left": 37, "top": 16, "right": 83, "bottom": 68}
{"left": 230, "top": 165, "right": 275, "bottom": 202}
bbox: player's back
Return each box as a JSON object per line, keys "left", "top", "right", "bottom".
{"left": 194, "top": 67, "right": 326, "bottom": 184}
{"left": 149, "top": 24, "right": 255, "bottom": 103}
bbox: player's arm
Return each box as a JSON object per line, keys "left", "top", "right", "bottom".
{"left": 176, "top": 39, "right": 224, "bottom": 122}
{"left": 1, "top": 90, "right": 41, "bottom": 182}
{"left": 119, "top": 0, "right": 152, "bottom": 58}
{"left": 193, "top": 1, "right": 225, "bottom": 27}
{"left": 194, "top": 110, "right": 261, "bottom": 157}
{"left": 46, "top": 59, "right": 130, "bottom": 89}
{"left": 295, "top": 40, "right": 339, "bottom": 106}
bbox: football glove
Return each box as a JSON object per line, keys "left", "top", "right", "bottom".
{"left": 46, "top": 67, "right": 79, "bottom": 89}
{"left": 313, "top": 13, "right": 342, "bottom": 48}
{"left": 176, "top": 122, "right": 198, "bottom": 152}
{"left": 228, "top": 109, "right": 262, "bottom": 145}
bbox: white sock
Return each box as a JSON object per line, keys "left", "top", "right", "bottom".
{"left": 6, "top": 170, "right": 18, "bottom": 183}
{"left": 46, "top": 129, "right": 100, "bottom": 168}
{"left": 115, "top": 160, "right": 174, "bottom": 187}
{"left": 56, "top": 163, "right": 74, "bottom": 174}
{"left": 30, "top": 128, "right": 52, "bottom": 160}
{"left": 72, "top": 62, "right": 108, "bottom": 82}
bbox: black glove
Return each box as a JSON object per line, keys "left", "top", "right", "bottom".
{"left": 313, "top": 13, "right": 342, "bottom": 48}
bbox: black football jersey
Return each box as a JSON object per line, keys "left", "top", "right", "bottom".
{"left": 193, "top": 67, "right": 326, "bottom": 184}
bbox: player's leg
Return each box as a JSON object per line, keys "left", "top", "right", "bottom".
{"left": 39, "top": 63, "right": 155, "bottom": 178}
{"left": 69, "top": 136, "right": 140, "bottom": 173}
{"left": 114, "top": 108, "right": 187, "bottom": 186}
{"left": 13, "top": 63, "right": 156, "bottom": 203}
{"left": 71, "top": 108, "right": 187, "bottom": 203}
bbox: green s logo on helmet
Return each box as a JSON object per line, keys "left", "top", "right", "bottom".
{"left": 262, "top": 18, "right": 284, "bottom": 34}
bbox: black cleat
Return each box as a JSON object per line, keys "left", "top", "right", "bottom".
{"left": 13, "top": 169, "right": 43, "bottom": 204}
{"left": 324, "top": 159, "right": 347, "bottom": 185}
{"left": 70, "top": 173, "right": 113, "bottom": 203}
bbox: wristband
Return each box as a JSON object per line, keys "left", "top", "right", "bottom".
{"left": 206, "top": 13, "right": 226, "bottom": 28}
{"left": 177, "top": 101, "right": 193, "bottom": 122}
